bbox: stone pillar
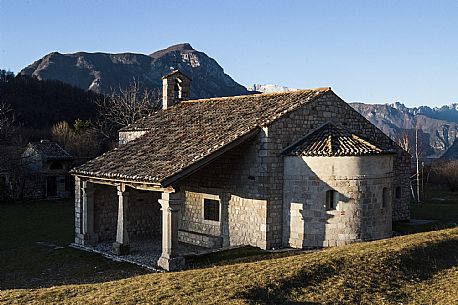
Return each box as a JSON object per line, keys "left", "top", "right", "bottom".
{"left": 74, "top": 176, "right": 82, "bottom": 244}
{"left": 81, "top": 180, "right": 97, "bottom": 245}
{"left": 113, "top": 184, "right": 130, "bottom": 255}
{"left": 157, "top": 192, "right": 185, "bottom": 271}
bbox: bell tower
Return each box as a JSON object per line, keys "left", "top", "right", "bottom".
{"left": 161, "top": 70, "right": 191, "bottom": 110}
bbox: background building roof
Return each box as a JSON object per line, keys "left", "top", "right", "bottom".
{"left": 28, "top": 140, "right": 72, "bottom": 160}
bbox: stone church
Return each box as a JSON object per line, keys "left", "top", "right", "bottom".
{"left": 71, "top": 70, "right": 410, "bottom": 270}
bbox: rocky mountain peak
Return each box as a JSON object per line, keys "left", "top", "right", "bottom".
{"left": 150, "top": 43, "right": 194, "bottom": 58}
{"left": 19, "top": 43, "right": 249, "bottom": 99}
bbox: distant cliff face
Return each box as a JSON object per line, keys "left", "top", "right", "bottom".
{"left": 19, "top": 43, "right": 249, "bottom": 99}
{"left": 351, "top": 102, "right": 458, "bottom": 156}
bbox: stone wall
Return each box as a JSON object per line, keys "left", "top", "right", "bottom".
{"left": 75, "top": 182, "right": 162, "bottom": 244}
{"left": 127, "top": 190, "right": 161, "bottom": 237}
{"left": 179, "top": 139, "right": 269, "bottom": 249}
{"left": 92, "top": 185, "right": 162, "bottom": 241}
{"left": 93, "top": 184, "right": 117, "bottom": 241}
{"left": 177, "top": 91, "right": 409, "bottom": 250}
{"left": 181, "top": 190, "right": 222, "bottom": 237}
{"left": 228, "top": 195, "right": 268, "bottom": 247}
{"left": 265, "top": 91, "right": 410, "bottom": 247}
{"left": 283, "top": 155, "right": 393, "bottom": 248}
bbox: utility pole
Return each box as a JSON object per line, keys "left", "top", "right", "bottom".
{"left": 415, "top": 126, "right": 421, "bottom": 203}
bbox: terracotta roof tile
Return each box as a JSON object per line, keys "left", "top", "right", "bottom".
{"left": 284, "top": 123, "right": 395, "bottom": 157}
{"left": 71, "top": 88, "right": 330, "bottom": 185}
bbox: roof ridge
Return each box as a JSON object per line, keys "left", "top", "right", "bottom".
{"left": 181, "top": 87, "right": 331, "bottom": 104}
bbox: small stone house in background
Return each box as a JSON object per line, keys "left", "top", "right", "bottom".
{"left": 22, "top": 140, "right": 73, "bottom": 199}
{"left": 71, "top": 70, "right": 411, "bottom": 271}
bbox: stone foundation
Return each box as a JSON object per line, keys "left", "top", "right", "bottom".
{"left": 178, "top": 230, "right": 222, "bottom": 248}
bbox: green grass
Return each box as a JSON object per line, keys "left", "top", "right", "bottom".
{"left": 394, "top": 186, "right": 458, "bottom": 234}
{"left": 1, "top": 192, "right": 457, "bottom": 304}
{"left": 1, "top": 227, "right": 457, "bottom": 304}
{"left": 0, "top": 199, "right": 147, "bottom": 290}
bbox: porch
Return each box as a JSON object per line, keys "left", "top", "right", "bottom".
{"left": 74, "top": 176, "right": 205, "bottom": 271}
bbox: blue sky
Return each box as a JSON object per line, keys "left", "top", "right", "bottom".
{"left": 1, "top": 0, "right": 457, "bottom": 107}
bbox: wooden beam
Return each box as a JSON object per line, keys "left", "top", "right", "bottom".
{"left": 75, "top": 175, "right": 170, "bottom": 192}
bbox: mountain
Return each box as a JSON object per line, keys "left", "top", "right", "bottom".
{"left": 247, "top": 84, "right": 298, "bottom": 93}
{"left": 248, "top": 82, "right": 458, "bottom": 157}
{"left": 19, "top": 43, "right": 250, "bottom": 98}
{"left": 351, "top": 102, "right": 458, "bottom": 156}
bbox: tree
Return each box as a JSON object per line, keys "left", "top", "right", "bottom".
{"left": 396, "top": 121, "right": 433, "bottom": 203}
{"left": 0, "top": 102, "right": 17, "bottom": 144}
{"left": 432, "top": 160, "right": 458, "bottom": 192}
{"left": 0, "top": 69, "right": 14, "bottom": 83}
{"left": 95, "top": 80, "right": 161, "bottom": 141}
{"left": 51, "top": 119, "right": 101, "bottom": 162}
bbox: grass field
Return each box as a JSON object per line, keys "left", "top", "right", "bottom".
{"left": 1, "top": 226, "right": 457, "bottom": 304}
{"left": 0, "top": 189, "right": 457, "bottom": 304}
{"left": 394, "top": 186, "right": 458, "bottom": 233}
{"left": 0, "top": 200, "right": 147, "bottom": 290}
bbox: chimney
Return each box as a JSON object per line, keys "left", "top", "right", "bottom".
{"left": 161, "top": 70, "right": 191, "bottom": 110}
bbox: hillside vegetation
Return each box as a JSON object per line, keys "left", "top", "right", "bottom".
{"left": 0, "top": 75, "right": 99, "bottom": 130}
{"left": 1, "top": 227, "right": 457, "bottom": 305}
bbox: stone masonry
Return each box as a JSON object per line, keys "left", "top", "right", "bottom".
{"left": 103, "top": 90, "right": 410, "bottom": 251}
{"left": 284, "top": 155, "right": 393, "bottom": 248}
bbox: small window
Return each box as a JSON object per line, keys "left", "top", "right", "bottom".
{"left": 382, "top": 187, "right": 390, "bottom": 208}
{"left": 395, "top": 187, "right": 401, "bottom": 199}
{"left": 204, "top": 198, "right": 220, "bottom": 221}
{"left": 326, "top": 190, "right": 338, "bottom": 210}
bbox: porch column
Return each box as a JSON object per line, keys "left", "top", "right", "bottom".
{"left": 157, "top": 191, "right": 185, "bottom": 271}
{"left": 113, "top": 184, "right": 130, "bottom": 255}
{"left": 81, "top": 180, "right": 97, "bottom": 245}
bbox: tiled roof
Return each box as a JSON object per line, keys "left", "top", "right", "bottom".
{"left": 29, "top": 141, "right": 72, "bottom": 160}
{"left": 72, "top": 88, "right": 330, "bottom": 185}
{"left": 284, "top": 123, "right": 395, "bottom": 157}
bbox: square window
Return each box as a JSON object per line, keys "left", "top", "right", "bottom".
{"left": 204, "top": 198, "right": 220, "bottom": 221}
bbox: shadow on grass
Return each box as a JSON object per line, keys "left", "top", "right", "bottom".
{"left": 185, "top": 246, "right": 306, "bottom": 270}
{"left": 236, "top": 237, "right": 458, "bottom": 304}
{"left": 237, "top": 260, "right": 341, "bottom": 305}
{"left": 0, "top": 199, "right": 149, "bottom": 290}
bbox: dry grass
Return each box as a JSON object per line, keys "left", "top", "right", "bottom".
{"left": 1, "top": 227, "right": 457, "bottom": 305}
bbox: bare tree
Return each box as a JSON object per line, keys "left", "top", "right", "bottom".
{"left": 95, "top": 80, "right": 161, "bottom": 140}
{"left": 51, "top": 121, "right": 72, "bottom": 148}
{"left": 396, "top": 120, "right": 432, "bottom": 203}
{"left": 0, "top": 102, "right": 16, "bottom": 143}
{"left": 432, "top": 160, "right": 458, "bottom": 192}
{"left": 51, "top": 120, "right": 101, "bottom": 162}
